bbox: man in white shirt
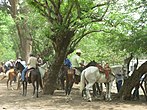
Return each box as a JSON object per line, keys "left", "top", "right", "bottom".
{"left": 70, "top": 49, "right": 84, "bottom": 68}
{"left": 4, "top": 60, "right": 13, "bottom": 73}
{"left": 21, "top": 53, "right": 38, "bottom": 82}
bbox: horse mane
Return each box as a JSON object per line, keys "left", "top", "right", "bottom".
{"left": 15, "top": 61, "right": 25, "bottom": 72}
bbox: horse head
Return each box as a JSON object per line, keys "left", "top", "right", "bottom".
{"left": 15, "top": 61, "right": 24, "bottom": 72}
{"left": 85, "top": 60, "right": 98, "bottom": 68}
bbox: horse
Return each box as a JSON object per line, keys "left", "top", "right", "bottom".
{"left": 1, "top": 68, "right": 18, "bottom": 90}
{"left": 60, "top": 60, "right": 102, "bottom": 101}
{"left": 15, "top": 61, "right": 43, "bottom": 98}
{"left": 80, "top": 65, "right": 115, "bottom": 102}
{"left": 38, "top": 62, "right": 48, "bottom": 86}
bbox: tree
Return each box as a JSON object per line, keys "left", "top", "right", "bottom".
{"left": 1, "top": 0, "right": 33, "bottom": 61}
{"left": 27, "top": 0, "right": 114, "bottom": 94}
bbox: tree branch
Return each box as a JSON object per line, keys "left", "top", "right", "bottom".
{"left": 92, "top": 1, "right": 110, "bottom": 22}
{"left": 63, "top": 3, "right": 74, "bottom": 25}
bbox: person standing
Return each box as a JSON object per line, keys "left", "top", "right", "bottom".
{"left": 37, "top": 54, "right": 43, "bottom": 66}
{"left": 115, "top": 73, "right": 124, "bottom": 93}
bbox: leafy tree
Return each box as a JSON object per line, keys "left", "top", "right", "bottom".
{"left": 27, "top": 0, "right": 114, "bottom": 94}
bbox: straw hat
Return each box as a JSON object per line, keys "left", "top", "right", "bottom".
{"left": 76, "top": 49, "right": 82, "bottom": 53}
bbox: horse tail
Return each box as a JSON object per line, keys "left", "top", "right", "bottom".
{"left": 0, "top": 76, "right": 6, "bottom": 80}
{"left": 80, "top": 70, "right": 86, "bottom": 93}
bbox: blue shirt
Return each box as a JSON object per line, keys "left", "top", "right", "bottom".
{"left": 64, "top": 58, "right": 72, "bottom": 68}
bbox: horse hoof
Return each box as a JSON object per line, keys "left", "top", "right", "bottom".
{"left": 32, "top": 95, "right": 35, "bottom": 98}
{"left": 106, "top": 98, "right": 112, "bottom": 101}
{"left": 69, "top": 97, "right": 72, "bottom": 101}
{"left": 83, "top": 97, "right": 87, "bottom": 100}
{"left": 87, "top": 98, "right": 92, "bottom": 102}
{"left": 109, "top": 98, "right": 112, "bottom": 101}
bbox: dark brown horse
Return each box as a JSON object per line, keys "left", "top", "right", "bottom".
{"left": 15, "top": 61, "right": 43, "bottom": 98}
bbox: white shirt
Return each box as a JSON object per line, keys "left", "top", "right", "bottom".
{"left": 27, "top": 56, "right": 37, "bottom": 69}
{"left": 70, "top": 54, "right": 81, "bottom": 67}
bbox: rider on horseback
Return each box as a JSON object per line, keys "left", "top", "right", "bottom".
{"left": 71, "top": 49, "right": 84, "bottom": 68}
{"left": 64, "top": 57, "right": 72, "bottom": 69}
{"left": 70, "top": 49, "right": 85, "bottom": 84}
{"left": 21, "top": 53, "right": 38, "bottom": 82}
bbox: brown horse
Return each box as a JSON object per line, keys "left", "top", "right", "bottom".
{"left": 1, "top": 68, "right": 18, "bottom": 90}
{"left": 15, "top": 61, "right": 43, "bottom": 98}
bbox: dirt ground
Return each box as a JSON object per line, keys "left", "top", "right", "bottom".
{"left": 0, "top": 74, "right": 147, "bottom": 110}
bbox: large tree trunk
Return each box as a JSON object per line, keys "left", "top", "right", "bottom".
{"left": 8, "top": 0, "right": 32, "bottom": 61}
{"left": 119, "top": 61, "right": 147, "bottom": 100}
{"left": 43, "top": 54, "right": 64, "bottom": 94}
{"left": 43, "top": 30, "right": 74, "bottom": 94}
{"left": 15, "top": 22, "right": 32, "bottom": 61}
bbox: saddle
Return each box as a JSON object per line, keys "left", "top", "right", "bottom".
{"left": 25, "top": 68, "right": 35, "bottom": 83}
{"left": 96, "top": 64, "right": 111, "bottom": 79}
{"left": 67, "top": 68, "right": 80, "bottom": 84}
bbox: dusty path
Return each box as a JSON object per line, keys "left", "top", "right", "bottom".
{"left": 0, "top": 74, "right": 147, "bottom": 110}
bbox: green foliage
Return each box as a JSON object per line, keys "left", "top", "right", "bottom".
{"left": 0, "top": 10, "right": 16, "bottom": 61}
{"left": 1, "top": 0, "right": 147, "bottom": 64}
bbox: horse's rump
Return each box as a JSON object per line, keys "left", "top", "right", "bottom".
{"left": 67, "top": 69, "right": 75, "bottom": 82}
{"left": 67, "top": 69, "right": 74, "bottom": 75}
{"left": 68, "top": 68, "right": 81, "bottom": 84}
{"left": 25, "top": 68, "right": 36, "bottom": 83}
{"left": 6, "top": 69, "right": 16, "bottom": 76}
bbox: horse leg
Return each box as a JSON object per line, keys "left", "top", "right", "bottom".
{"left": 93, "top": 82, "right": 101, "bottom": 98}
{"left": 17, "top": 73, "right": 21, "bottom": 90}
{"left": 7, "top": 79, "right": 9, "bottom": 90}
{"left": 22, "top": 81, "right": 24, "bottom": 96}
{"left": 10, "top": 80, "right": 14, "bottom": 90}
{"left": 36, "top": 80, "right": 39, "bottom": 98}
{"left": 26, "top": 81, "right": 28, "bottom": 96}
{"left": 85, "top": 82, "right": 95, "bottom": 102}
{"left": 105, "top": 82, "right": 112, "bottom": 101}
{"left": 96, "top": 83, "right": 102, "bottom": 95}
{"left": 39, "top": 77, "right": 43, "bottom": 92}
{"left": 22, "top": 81, "right": 25, "bottom": 96}
{"left": 65, "top": 79, "right": 69, "bottom": 95}
{"left": 92, "top": 83, "right": 97, "bottom": 97}
{"left": 67, "top": 81, "right": 74, "bottom": 100}
{"left": 68, "top": 82, "right": 74, "bottom": 95}
{"left": 60, "top": 77, "right": 65, "bottom": 90}
{"left": 24, "top": 81, "right": 27, "bottom": 96}
{"left": 32, "top": 81, "right": 36, "bottom": 97}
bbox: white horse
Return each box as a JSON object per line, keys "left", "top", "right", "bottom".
{"left": 80, "top": 66, "right": 115, "bottom": 102}
{"left": 38, "top": 63, "right": 48, "bottom": 79}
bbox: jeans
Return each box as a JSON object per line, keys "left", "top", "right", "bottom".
{"left": 116, "top": 80, "right": 122, "bottom": 93}
{"left": 21, "top": 67, "right": 28, "bottom": 81}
